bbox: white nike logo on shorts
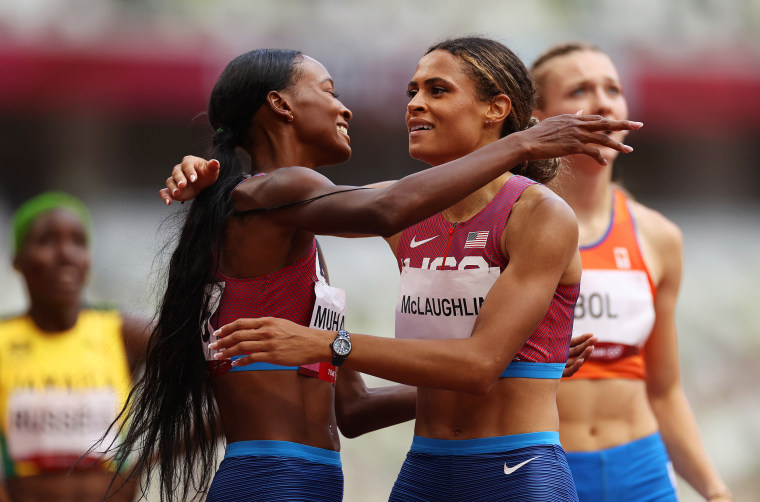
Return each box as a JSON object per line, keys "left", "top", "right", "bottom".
{"left": 503, "top": 456, "right": 540, "bottom": 475}
{"left": 409, "top": 236, "right": 438, "bottom": 248}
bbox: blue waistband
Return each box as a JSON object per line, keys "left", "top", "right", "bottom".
{"left": 500, "top": 361, "right": 565, "bottom": 379}
{"left": 224, "top": 440, "right": 342, "bottom": 468}
{"left": 410, "top": 431, "right": 560, "bottom": 455}
{"left": 228, "top": 356, "right": 298, "bottom": 372}
{"left": 565, "top": 432, "right": 665, "bottom": 459}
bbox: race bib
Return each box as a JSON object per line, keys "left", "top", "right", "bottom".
{"left": 573, "top": 269, "right": 655, "bottom": 361}
{"left": 298, "top": 251, "right": 346, "bottom": 385}
{"left": 395, "top": 266, "right": 500, "bottom": 340}
{"left": 6, "top": 388, "right": 118, "bottom": 470}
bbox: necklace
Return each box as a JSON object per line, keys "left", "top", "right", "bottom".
{"left": 441, "top": 193, "right": 484, "bottom": 225}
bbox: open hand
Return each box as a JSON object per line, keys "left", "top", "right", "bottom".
{"left": 518, "top": 113, "right": 643, "bottom": 166}
{"left": 563, "top": 333, "right": 596, "bottom": 377}
{"left": 159, "top": 156, "right": 221, "bottom": 205}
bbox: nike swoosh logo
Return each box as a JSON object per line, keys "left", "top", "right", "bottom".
{"left": 409, "top": 235, "right": 438, "bottom": 248}
{"left": 503, "top": 456, "right": 540, "bottom": 475}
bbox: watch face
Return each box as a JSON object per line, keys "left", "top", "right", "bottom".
{"left": 333, "top": 338, "right": 351, "bottom": 356}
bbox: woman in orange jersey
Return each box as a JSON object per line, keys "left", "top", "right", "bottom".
{"left": 0, "top": 192, "right": 150, "bottom": 502}
{"left": 530, "top": 42, "right": 731, "bottom": 502}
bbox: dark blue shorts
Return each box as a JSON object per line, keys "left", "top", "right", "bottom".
{"left": 566, "top": 432, "right": 678, "bottom": 502}
{"left": 389, "top": 431, "right": 578, "bottom": 502}
{"left": 206, "top": 440, "right": 343, "bottom": 502}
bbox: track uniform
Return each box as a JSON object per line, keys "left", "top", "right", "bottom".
{"left": 564, "top": 189, "right": 678, "bottom": 501}
{"left": 202, "top": 239, "right": 345, "bottom": 502}
{"left": 390, "top": 175, "right": 579, "bottom": 501}
{"left": 0, "top": 308, "right": 131, "bottom": 480}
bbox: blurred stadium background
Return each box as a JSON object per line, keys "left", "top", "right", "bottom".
{"left": 1, "top": 0, "right": 758, "bottom": 500}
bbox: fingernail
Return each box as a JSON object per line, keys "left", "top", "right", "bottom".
{"left": 213, "top": 352, "right": 222, "bottom": 360}
{"left": 164, "top": 198, "right": 171, "bottom": 205}
{"left": 231, "top": 359, "right": 240, "bottom": 366}
{"left": 190, "top": 174, "right": 197, "bottom": 182}
{"left": 172, "top": 189, "right": 179, "bottom": 196}
{"left": 209, "top": 342, "right": 218, "bottom": 349}
{"left": 633, "top": 121, "right": 643, "bottom": 127}
{"left": 624, "top": 145, "right": 633, "bottom": 152}
{"left": 214, "top": 329, "right": 221, "bottom": 337}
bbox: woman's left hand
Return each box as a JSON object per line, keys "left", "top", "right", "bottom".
{"left": 210, "top": 317, "right": 331, "bottom": 367}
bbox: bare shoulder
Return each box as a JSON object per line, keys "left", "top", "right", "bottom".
{"left": 232, "top": 166, "right": 336, "bottom": 212}
{"left": 629, "top": 200, "right": 683, "bottom": 285}
{"left": 120, "top": 314, "right": 152, "bottom": 371}
{"left": 513, "top": 183, "right": 579, "bottom": 233}
{"left": 505, "top": 183, "right": 579, "bottom": 256}
{"left": 629, "top": 200, "right": 683, "bottom": 256}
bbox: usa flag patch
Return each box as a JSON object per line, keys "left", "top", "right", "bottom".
{"left": 464, "top": 231, "right": 489, "bottom": 248}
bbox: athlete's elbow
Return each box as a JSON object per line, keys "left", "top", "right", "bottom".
{"left": 335, "top": 402, "right": 363, "bottom": 438}
{"left": 336, "top": 419, "right": 364, "bottom": 439}
{"left": 467, "top": 362, "right": 502, "bottom": 395}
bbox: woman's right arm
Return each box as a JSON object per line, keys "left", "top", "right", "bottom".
{"left": 160, "top": 115, "right": 641, "bottom": 237}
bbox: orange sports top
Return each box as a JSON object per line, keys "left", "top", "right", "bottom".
{"left": 566, "top": 189, "right": 657, "bottom": 380}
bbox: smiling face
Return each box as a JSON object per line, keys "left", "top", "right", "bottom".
{"left": 534, "top": 49, "right": 629, "bottom": 165}
{"left": 406, "top": 50, "right": 494, "bottom": 166}
{"left": 284, "top": 56, "right": 353, "bottom": 167}
{"left": 14, "top": 209, "right": 90, "bottom": 308}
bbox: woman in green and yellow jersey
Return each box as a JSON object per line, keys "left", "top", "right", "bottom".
{"left": 0, "top": 192, "right": 150, "bottom": 502}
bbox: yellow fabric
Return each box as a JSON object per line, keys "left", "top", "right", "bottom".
{"left": 0, "top": 309, "right": 131, "bottom": 478}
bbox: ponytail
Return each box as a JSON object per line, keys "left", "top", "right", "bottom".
{"left": 97, "top": 49, "right": 303, "bottom": 502}
{"left": 100, "top": 139, "right": 243, "bottom": 501}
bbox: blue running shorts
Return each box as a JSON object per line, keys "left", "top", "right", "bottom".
{"left": 389, "top": 431, "right": 578, "bottom": 502}
{"left": 566, "top": 432, "right": 678, "bottom": 502}
{"left": 206, "top": 440, "right": 343, "bottom": 502}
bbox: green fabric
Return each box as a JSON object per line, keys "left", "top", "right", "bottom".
{"left": 11, "top": 192, "right": 92, "bottom": 255}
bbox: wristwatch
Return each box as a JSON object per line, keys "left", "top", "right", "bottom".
{"left": 330, "top": 329, "right": 352, "bottom": 366}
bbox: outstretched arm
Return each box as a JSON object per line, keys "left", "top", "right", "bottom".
{"left": 160, "top": 115, "right": 641, "bottom": 228}
{"left": 162, "top": 115, "right": 640, "bottom": 238}
{"left": 211, "top": 187, "right": 580, "bottom": 393}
